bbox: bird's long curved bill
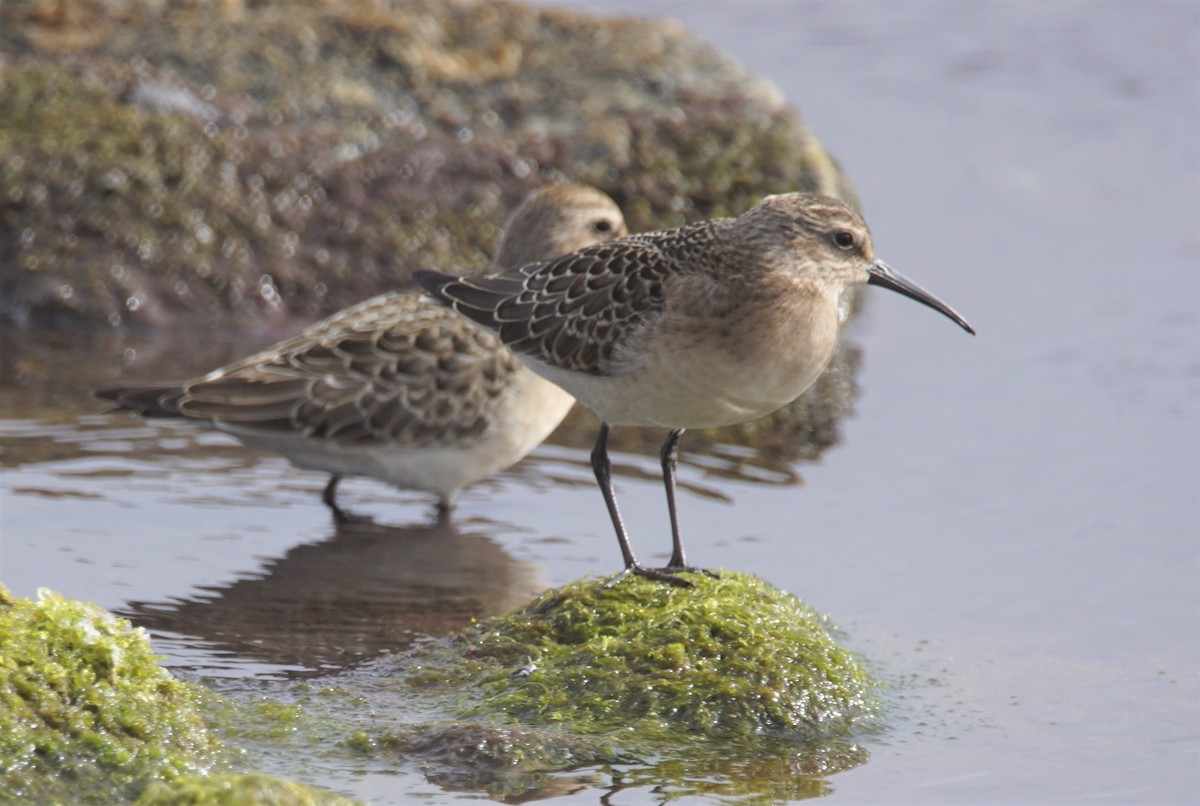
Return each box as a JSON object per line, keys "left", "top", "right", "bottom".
{"left": 867, "top": 261, "right": 975, "bottom": 335}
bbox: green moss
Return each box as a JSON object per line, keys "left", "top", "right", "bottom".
{"left": 446, "top": 572, "right": 876, "bottom": 740}
{"left": 0, "top": 585, "right": 365, "bottom": 803}
{"left": 134, "top": 772, "right": 357, "bottom": 805}
{"left": 0, "top": 575, "right": 875, "bottom": 801}
{"left": 0, "top": 584, "right": 221, "bottom": 802}
{"left": 2, "top": 0, "right": 857, "bottom": 333}
{"left": 346, "top": 572, "right": 878, "bottom": 798}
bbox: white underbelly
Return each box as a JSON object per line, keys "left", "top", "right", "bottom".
{"left": 221, "top": 369, "right": 575, "bottom": 500}
{"left": 515, "top": 277, "right": 845, "bottom": 429}
{"left": 530, "top": 338, "right": 835, "bottom": 429}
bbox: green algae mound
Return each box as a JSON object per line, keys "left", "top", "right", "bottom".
{"left": 0, "top": 585, "right": 360, "bottom": 805}
{"left": 352, "top": 572, "right": 878, "bottom": 799}
{"left": 134, "top": 772, "right": 357, "bottom": 805}
{"left": 458, "top": 572, "right": 875, "bottom": 739}
{"left": 0, "top": 584, "right": 220, "bottom": 802}
{"left": 0, "top": 574, "right": 877, "bottom": 802}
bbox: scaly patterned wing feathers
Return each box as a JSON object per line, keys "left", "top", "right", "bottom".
{"left": 416, "top": 239, "right": 672, "bottom": 376}
{"left": 100, "top": 292, "right": 523, "bottom": 446}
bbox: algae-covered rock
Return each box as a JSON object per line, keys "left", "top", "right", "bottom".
{"left": 348, "top": 572, "right": 877, "bottom": 799}
{"left": 0, "top": 585, "right": 363, "bottom": 804}
{"left": 0, "top": 574, "right": 875, "bottom": 801}
{"left": 134, "top": 772, "right": 357, "bottom": 806}
{"left": 0, "top": 584, "right": 221, "bottom": 802}
{"left": 0, "top": 0, "right": 855, "bottom": 333}
{"left": 449, "top": 572, "right": 876, "bottom": 739}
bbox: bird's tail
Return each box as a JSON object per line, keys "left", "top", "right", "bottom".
{"left": 94, "top": 384, "right": 187, "bottom": 418}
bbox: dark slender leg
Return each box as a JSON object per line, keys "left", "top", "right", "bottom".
{"left": 322, "top": 475, "right": 364, "bottom": 524}
{"left": 592, "top": 423, "right": 638, "bottom": 569}
{"left": 322, "top": 475, "right": 340, "bottom": 507}
{"left": 592, "top": 424, "right": 692, "bottom": 588}
{"left": 661, "top": 428, "right": 687, "bottom": 568}
{"left": 658, "top": 431, "right": 718, "bottom": 579}
{"left": 322, "top": 475, "right": 344, "bottom": 517}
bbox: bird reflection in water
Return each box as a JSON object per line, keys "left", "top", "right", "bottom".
{"left": 122, "top": 513, "right": 544, "bottom": 678}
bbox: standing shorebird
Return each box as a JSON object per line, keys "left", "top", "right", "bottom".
{"left": 416, "top": 193, "right": 974, "bottom": 584}
{"left": 98, "top": 184, "right": 627, "bottom": 519}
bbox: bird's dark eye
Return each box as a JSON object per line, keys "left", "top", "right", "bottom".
{"left": 833, "top": 231, "right": 856, "bottom": 250}
{"left": 593, "top": 219, "right": 613, "bottom": 234}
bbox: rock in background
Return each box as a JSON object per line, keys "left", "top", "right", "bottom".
{"left": 0, "top": 0, "right": 855, "bottom": 333}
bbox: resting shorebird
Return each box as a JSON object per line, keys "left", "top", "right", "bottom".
{"left": 99, "top": 184, "right": 627, "bottom": 519}
{"left": 416, "top": 193, "right": 974, "bottom": 584}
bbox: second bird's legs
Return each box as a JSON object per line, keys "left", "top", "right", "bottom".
{"left": 322, "top": 475, "right": 353, "bottom": 523}
{"left": 321, "top": 474, "right": 377, "bottom": 524}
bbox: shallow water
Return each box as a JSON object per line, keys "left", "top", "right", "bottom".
{"left": 2, "top": 0, "right": 1198, "bottom": 803}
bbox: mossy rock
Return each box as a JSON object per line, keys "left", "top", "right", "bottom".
{"left": 0, "top": 574, "right": 878, "bottom": 802}
{"left": 453, "top": 572, "right": 875, "bottom": 738}
{"left": 0, "top": 585, "right": 359, "bottom": 804}
{"left": 351, "top": 572, "right": 878, "bottom": 798}
{"left": 0, "top": 0, "right": 855, "bottom": 332}
{"left": 134, "top": 772, "right": 357, "bottom": 806}
{"left": 1, "top": 0, "right": 866, "bottom": 474}
{"left": 0, "top": 584, "right": 221, "bottom": 802}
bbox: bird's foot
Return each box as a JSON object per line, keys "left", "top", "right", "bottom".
{"left": 327, "top": 502, "right": 373, "bottom": 526}
{"left": 604, "top": 564, "right": 707, "bottom": 588}
{"left": 322, "top": 477, "right": 371, "bottom": 525}
{"left": 665, "top": 564, "right": 720, "bottom": 580}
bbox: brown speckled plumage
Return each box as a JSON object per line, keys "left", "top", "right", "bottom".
{"left": 417, "top": 192, "right": 973, "bottom": 583}
{"left": 99, "top": 184, "right": 628, "bottom": 513}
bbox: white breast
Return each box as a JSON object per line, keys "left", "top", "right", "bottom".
{"left": 527, "top": 284, "right": 842, "bottom": 429}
